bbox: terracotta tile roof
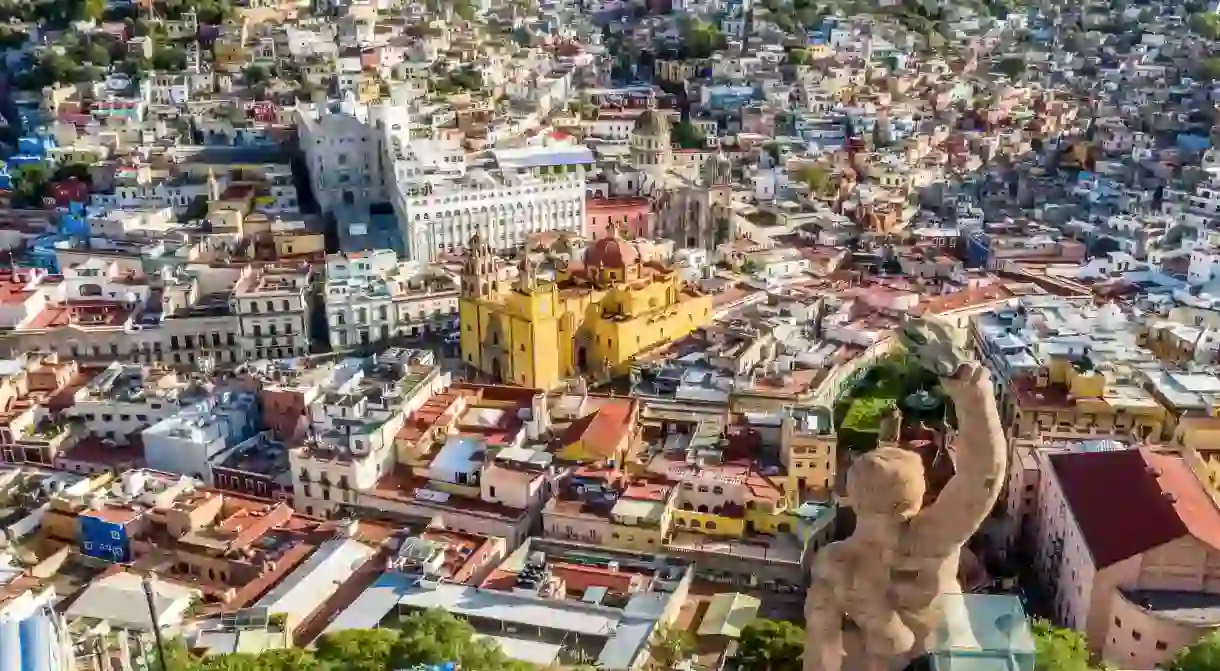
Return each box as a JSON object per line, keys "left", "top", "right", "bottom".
{"left": 1049, "top": 448, "right": 1220, "bottom": 569}
{"left": 584, "top": 398, "right": 635, "bottom": 459}
{"left": 911, "top": 284, "right": 1014, "bottom": 316}
{"left": 551, "top": 562, "right": 638, "bottom": 595}
{"left": 556, "top": 410, "right": 599, "bottom": 448}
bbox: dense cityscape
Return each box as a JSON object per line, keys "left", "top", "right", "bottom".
{"left": 1, "top": 0, "right": 1220, "bottom": 669}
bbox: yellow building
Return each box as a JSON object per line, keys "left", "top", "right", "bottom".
{"left": 780, "top": 407, "right": 836, "bottom": 502}
{"left": 670, "top": 469, "right": 793, "bottom": 538}
{"left": 213, "top": 39, "right": 249, "bottom": 73}
{"left": 1005, "top": 355, "right": 1165, "bottom": 443}
{"left": 654, "top": 59, "right": 700, "bottom": 84}
{"left": 459, "top": 227, "right": 714, "bottom": 389}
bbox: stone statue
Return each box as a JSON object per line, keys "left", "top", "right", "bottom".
{"left": 805, "top": 317, "right": 1007, "bottom": 671}
{"left": 878, "top": 403, "right": 902, "bottom": 445}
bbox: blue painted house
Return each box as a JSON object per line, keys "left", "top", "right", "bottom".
{"left": 79, "top": 507, "right": 139, "bottom": 563}
{"left": 17, "top": 234, "right": 70, "bottom": 273}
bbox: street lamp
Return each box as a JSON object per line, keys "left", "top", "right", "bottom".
{"left": 142, "top": 574, "right": 169, "bottom": 670}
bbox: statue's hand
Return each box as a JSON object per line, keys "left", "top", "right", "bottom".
{"left": 899, "top": 316, "right": 972, "bottom": 378}
{"left": 940, "top": 360, "right": 991, "bottom": 406}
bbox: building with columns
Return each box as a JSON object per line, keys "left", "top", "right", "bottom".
{"left": 395, "top": 145, "right": 593, "bottom": 262}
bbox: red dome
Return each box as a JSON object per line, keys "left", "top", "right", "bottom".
{"left": 585, "top": 234, "right": 638, "bottom": 269}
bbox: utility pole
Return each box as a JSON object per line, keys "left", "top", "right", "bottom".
{"left": 141, "top": 575, "right": 168, "bottom": 671}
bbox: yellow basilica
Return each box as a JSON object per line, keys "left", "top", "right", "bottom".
{"left": 458, "top": 227, "right": 715, "bottom": 389}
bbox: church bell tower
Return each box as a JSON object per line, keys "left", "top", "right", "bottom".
{"left": 462, "top": 234, "right": 496, "bottom": 299}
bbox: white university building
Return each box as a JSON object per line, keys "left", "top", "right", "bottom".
{"left": 393, "top": 145, "right": 593, "bottom": 262}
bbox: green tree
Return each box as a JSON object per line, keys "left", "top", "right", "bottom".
{"left": 245, "top": 648, "right": 321, "bottom": 671}
{"left": 763, "top": 142, "right": 781, "bottom": 164}
{"left": 1031, "top": 618, "right": 1090, "bottom": 671}
{"left": 1191, "top": 12, "right": 1220, "bottom": 39}
{"left": 449, "top": 68, "right": 483, "bottom": 91}
{"left": 1168, "top": 631, "right": 1220, "bottom": 671}
{"left": 772, "top": 11, "right": 797, "bottom": 32}
{"left": 36, "top": 50, "right": 80, "bottom": 86}
{"left": 683, "top": 18, "right": 726, "bottom": 58}
{"left": 394, "top": 608, "right": 512, "bottom": 670}
{"left": 54, "top": 162, "right": 93, "bottom": 183}
{"left": 801, "top": 165, "right": 833, "bottom": 197}
{"left": 62, "top": 0, "right": 105, "bottom": 22}
{"left": 454, "top": 0, "right": 476, "bottom": 20}
{"left": 83, "top": 42, "right": 111, "bottom": 67}
{"left": 196, "top": 654, "right": 263, "bottom": 671}
{"left": 647, "top": 625, "right": 694, "bottom": 670}
{"left": 154, "top": 46, "right": 187, "bottom": 72}
{"left": 315, "top": 628, "right": 400, "bottom": 671}
{"left": 0, "top": 25, "right": 28, "bottom": 49}
{"left": 997, "top": 56, "right": 1026, "bottom": 78}
{"left": 12, "top": 164, "right": 51, "bottom": 208}
{"left": 671, "top": 120, "right": 707, "bottom": 149}
{"left": 193, "top": 0, "right": 235, "bottom": 25}
{"left": 243, "top": 64, "right": 272, "bottom": 86}
{"left": 789, "top": 47, "right": 811, "bottom": 65}
{"left": 1199, "top": 57, "right": 1220, "bottom": 82}
{"left": 119, "top": 57, "right": 152, "bottom": 80}
{"left": 731, "top": 619, "right": 805, "bottom": 671}
{"left": 151, "top": 637, "right": 199, "bottom": 671}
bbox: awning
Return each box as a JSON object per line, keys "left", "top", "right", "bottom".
{"left": 696, "top": 592, "right": 761, "bottom": 639}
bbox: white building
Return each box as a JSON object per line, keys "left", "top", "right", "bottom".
{"left": 67, "top": 363, "right": 212, "bottom": 446}
{"left": 395, "top": 145, "right": 592, "bottom": 261}
{"left": 323, "top": 250, "right": 459, "bottom": 350}
{"left": 232, "top": 263, "right": 314, "bottom": 361}
{"left": 1188, "top": 249, "right": 1220, "bottom": 287}
{"left": 141, "top": 390, "right": 258, "bottom": 480}
{"left": 88, "top": 159, "right": 219, "bottom": 217}
{"left": 289, "top": 354, "right": 447, "bottom": 518}
{"left": 297, "top": 98, "right": 389, "bottom": 214}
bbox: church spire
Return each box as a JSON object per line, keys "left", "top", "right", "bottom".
{"left": 462, "top": 234, "right": 495, "bottom": 298}
{"left": 515, "top": 249, "right": 537, "bottom": 293}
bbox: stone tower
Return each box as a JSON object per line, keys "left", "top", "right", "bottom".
{"left": 702, "top": 152, "right": 733, "bottom": 188}
{"left": 461, "top": 234, "right": 496, "bottom": 299}
{"left": 514, "top": 249, "right": 537, "bottom": 293}
{"left": 630, "top": 107, "right": 672, "bottom": 173}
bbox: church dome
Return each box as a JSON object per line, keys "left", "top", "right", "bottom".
{"left": 633, "top": 109, "right": 670, "bottom": 136}
{"left": 585, "top": 231, "right": 639, "bottom": 269}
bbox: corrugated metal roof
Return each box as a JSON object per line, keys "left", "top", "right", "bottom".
{"left": 323, "top": 571, "right": 413, "bottom": 635}
{"left": 256, "top": 538, "right": 374, "bottom": 623}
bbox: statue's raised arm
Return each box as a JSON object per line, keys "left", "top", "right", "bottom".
{"left": 899, "top": 318, "right": 1007, "bottom": 553}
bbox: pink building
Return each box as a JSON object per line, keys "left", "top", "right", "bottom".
{"left": 1033, "top": 447, "right": 1220, "bottom": 669}
{"left": 586, "top": 197, "right": 653, "bottom": 239}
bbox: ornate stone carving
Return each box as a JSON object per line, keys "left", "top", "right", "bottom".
{"left": 805, "top": 320, "right": 1006, "bottom": 671}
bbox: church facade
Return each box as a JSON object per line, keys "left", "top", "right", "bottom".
{"left": 458, "top": 228, "right": 714, "bottom": 389}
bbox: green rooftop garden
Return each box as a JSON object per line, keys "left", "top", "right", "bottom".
{"left": 836, "top": 355, "right": 943, "bottom": 451}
